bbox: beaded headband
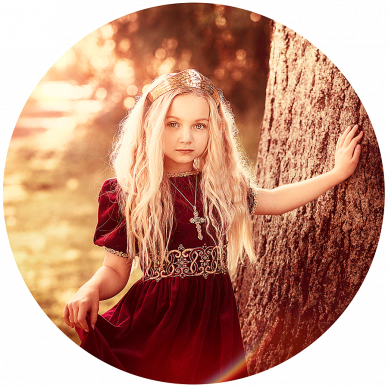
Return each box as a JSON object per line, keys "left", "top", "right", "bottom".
{"left": 147, "top": 69, "right": 221, "bottom": 106}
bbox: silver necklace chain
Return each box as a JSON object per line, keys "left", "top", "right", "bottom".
{"left": 169, "top": 175, "right": 206, "bottom": 240}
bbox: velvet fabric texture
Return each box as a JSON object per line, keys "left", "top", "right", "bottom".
{"left": 76, "top": 175, "right": 249, "bottom": 383}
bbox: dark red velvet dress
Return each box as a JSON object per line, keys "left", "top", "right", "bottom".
{"left": 76, "top": 173, "right": 253, "bottom": 384}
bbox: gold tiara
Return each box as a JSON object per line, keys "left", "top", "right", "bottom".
{"left": 147, "top": 69, "right": 221, "bottom": 106}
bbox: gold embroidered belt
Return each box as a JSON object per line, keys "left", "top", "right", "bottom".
{"left": 143, "top": 244, "right": 228, "bottom": 282}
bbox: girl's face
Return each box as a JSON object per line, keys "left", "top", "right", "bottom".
{"left": 163, "top": 93, "right": 210, "bottom": 173}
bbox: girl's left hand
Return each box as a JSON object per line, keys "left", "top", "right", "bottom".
{"left": 333, "top": 124, "right": 363, "bottom": 182}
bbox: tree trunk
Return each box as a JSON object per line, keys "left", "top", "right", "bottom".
{"left": 233, "top": 21, "right": 384, "bottom": 375}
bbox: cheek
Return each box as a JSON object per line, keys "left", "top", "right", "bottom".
{"left": 203, "top": 131, "right": 210, "bottom": 147}
{"left": 162, "top": 129, "right": 174, "bottom": 147}
{"left": 197, "top": 132, "right": 209, "bottom": 153}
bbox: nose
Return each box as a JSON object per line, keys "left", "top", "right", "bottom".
{"left": 179, "top": 126, "right": 193, "bottom": 144}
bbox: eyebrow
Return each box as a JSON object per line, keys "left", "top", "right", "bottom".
{"left": 165, "top": 115, "right": 209, "bottom": 121}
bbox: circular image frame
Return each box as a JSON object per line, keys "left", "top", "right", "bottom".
{"left": 3, "top": 2, "right": 384, "bottom": 384}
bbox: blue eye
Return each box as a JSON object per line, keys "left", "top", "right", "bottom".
{"left": 195, "top": 123, "right": 206, "bottom": 130}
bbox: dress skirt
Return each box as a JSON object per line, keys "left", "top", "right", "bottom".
{"left": 77, "top": 175, "right": 253, "bottom": 383}
{"left": 76, "top": 273, "right": 248, "bottom": 384}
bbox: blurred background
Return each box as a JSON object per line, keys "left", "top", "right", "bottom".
{"left": 3, "top": 3, "right": 271, "bottom": 344}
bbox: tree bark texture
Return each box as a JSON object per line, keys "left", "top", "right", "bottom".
{"left": 233, "top": 22, "right": 384, "bottom": 375}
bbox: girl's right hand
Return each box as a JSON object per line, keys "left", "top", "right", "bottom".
{"left": 63, "top": 284, "right": 99, "bottom": 332}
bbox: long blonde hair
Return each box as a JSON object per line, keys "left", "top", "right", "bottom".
{"left": 111, "top": 74, "right": 256, "bottom": 271}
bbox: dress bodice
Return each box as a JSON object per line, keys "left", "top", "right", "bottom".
{"left": 93, "top": 173, "right": 257, "bottom": 281}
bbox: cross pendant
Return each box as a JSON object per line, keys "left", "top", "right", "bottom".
{"left": 190, "top": 206, "right": 206, "bottom": 240}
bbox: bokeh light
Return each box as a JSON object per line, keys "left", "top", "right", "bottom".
{"left": 4, "top": 3, "right": 271, "bottom": 346}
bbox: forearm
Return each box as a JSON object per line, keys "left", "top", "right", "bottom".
{"left": 254, "top": 125, "right": 362, "bottom": 216}
{"left": 82, "top": 264, "right": 130, "bottom": 301}
{"left": 256, "top": 169, "right": 342, "bottom": 215}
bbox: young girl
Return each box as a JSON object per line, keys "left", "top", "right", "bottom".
{"left": 63, "top": 69, "right": 362, "bottom": 384}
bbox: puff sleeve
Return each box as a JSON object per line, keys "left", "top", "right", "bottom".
{"left": 93, "top": 178, "right": 128, "bottom": 257}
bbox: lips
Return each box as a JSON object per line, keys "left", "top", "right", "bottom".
{"left": 176, "top": 149, "right": 194, "bottom": 154}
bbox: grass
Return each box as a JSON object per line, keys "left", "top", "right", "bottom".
{"left": 4, "top": 126, "right": 142, "bottom": 344}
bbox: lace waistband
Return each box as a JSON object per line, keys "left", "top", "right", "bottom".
{"left": 143, "top": 244, "right": 228, "bottom": 282}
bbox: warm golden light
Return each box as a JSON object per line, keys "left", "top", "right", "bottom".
{"left": 32, "top": 81, "right": 74, "bottom": 100}
{"left": 215, "top": 16, "right": 227, "bottom": 28}
{"left": 124, "top": 97, "right": 136, "bottom": 109}
{"left": 214, "top": 68, "right": 225, "bottom": 79}
{"left": 155, "top": 48, "right": 167, "bottom": 59}
{"left": 126, "top": 85, "right": 138, "bottom": 95}
{"left": 95, "top": 87, "right": 107, "bottom": 99}
{"left": 250, "top": 13, "right": 261, "bottom": 22}
{"left": 6, "top": 4, "right": 271, "bottom": 353}
{"left": 118, "top": 38, "right": 131, "bottom": 52}
{"left": 236, "top": 49, "right": 247, "bottom": 60}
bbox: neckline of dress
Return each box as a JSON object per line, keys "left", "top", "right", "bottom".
{"left": 166, "top": 170, "right": 200, "bottom": 178}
